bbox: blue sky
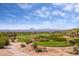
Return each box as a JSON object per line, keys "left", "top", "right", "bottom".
{"left": 0, "top": 3, "right": 79, "bottom": 30}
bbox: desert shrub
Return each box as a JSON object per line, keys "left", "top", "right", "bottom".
{"left": 38, "top": 35, "right": 48, "bottom": 38}
{"left": 20, "top": 44, "right": 26, "bottom": 48}
{"left": 25, "top": 39, "right": 32, "bottom": 44}
{"left": 31, "top": 43, "right": 37, "bottom": 49}
{"left": 7, "top": 32, "right": 17, "bottom": 38}
{"left": 0, "top": 36, "right": 9, "bottom": 48}
{"left": 11, "top": 38, "right": 15, "bottom": 42}
{"left": 54, "top": 37, "right": 66, "bottom": 41}
{"left": 48, "top": 34, "right": 66, "bottom": 41}
{"left": 35, "top": 48, "right": 42, "bottom": 52}
{"left": 33, "top": 44, "right": 47, "bottom": 52}
{"left": 73, "top": 45, "right": 79, "bottom": 54}
{"left": 5, "top": 39, "right": 10, "bottom": 46}
{"left": 72, "top": 39, "right": 79, "bottom": 45}
{"left": 17, "top": 35, "right": 32, "bottom": 44}
{"left": 73, "top": 39, "right": 79, "bottom": 43}
{"left": 69, "top": 40, "right": 76, "bottom": 44}
{"left": 33, "top": 35, "right": 49, "bottom": 42}
{"left": 0, "top": 32, "right": 7, "bottom": 37}
{"left": 33, "top": 35, "right": 41, "bottom": 41}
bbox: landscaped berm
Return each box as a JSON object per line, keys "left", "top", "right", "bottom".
{"left": 0, "top": 28, "right": 79, "bottom": 56}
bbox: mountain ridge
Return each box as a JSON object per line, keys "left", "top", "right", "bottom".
{"left": 0, "top": 28, "right": 78, "bottom": 32}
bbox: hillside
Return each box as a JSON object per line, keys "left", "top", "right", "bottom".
{"left": 62, "top": 28, "right": 79, "bottom": 37}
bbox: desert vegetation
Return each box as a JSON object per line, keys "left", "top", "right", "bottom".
{"left": 0, "top": 28, "right": 79, "bottom": 55}
{"left": 0, "top": 32, "right": 9, "bottom": 48}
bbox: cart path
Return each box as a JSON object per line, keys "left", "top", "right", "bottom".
{"left": 5, "top": 42, "right": 72, "bottom": 56}
{"left": 6, "top": 43, "right": 31, "bottom": 56}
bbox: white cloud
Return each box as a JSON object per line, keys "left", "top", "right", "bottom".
{"left": 62, "top": 3, "right": 79, "bottom": 13}
{"left": 52, "top": 3, "right": 79, "bottom": 14}
{"left": 72, "top": 16, "right": 79, "bottom": 21}
{"left": 63, "top": 4, "right": 74, "bottom": 11}
{"left": 17, "top": 3, "right": 32, "bottom": 9}
{"left": 0, "top": 24, "right": 31, "bottom": 30}
{"left": 40, "top": 20, "right": 51, "bottom": 24}
{"left": 23, "top": 16, "right": 31, "bottom": 20}
{"left": 44, "top": 21, "right": 50, "bottom": 24}
{"left": 6, "top": 18, "right": 17, "bottom": 24}
{"left": 75, "top": 16, "right": 79, "bottom": 20}
{"left": 52, "top": 3, "right": 74, "bottom": 11}
{"left": 52, "top": 10, "right": 66, "bottom": 17}
{"left": 52, "top": 3, "right": 64, "bottom": 6}
{"left": 74, "top": 4, "right": 79, "bottom": 12}
{"left": 33, "top": 19, "right": 72, "bottom": 30}
{"left": 36, "top": 7, "right": 50, "bottom": 18}
{"left": 75, "top": 4, "right": 79, "bottom": 8}
{"left": 7, "top": 14, "right": 16, "bottom": 18}
{"left": 75, "top": 8, "right": 79, "bottom": 12}
{"left": 52, "top": 11, "right": 59, "bottom": 15}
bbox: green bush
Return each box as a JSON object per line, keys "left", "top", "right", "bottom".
{"left": 53, "top": 37, "right": 66, "bottom": 41}
{"left": 25, "top": 39, "right": 32, "bottom": 44}
{"left": 33, "top": 35, "right": 49, "bottom": 42}
{"left": 31, "top": 43, "right": 37, "bottom": 49}
{"left": 17, "top": 35, "right": 32, "bottom": 44}
{"left": 69, "top": 40, "right": 76, "bottom": 44}
{"left": 48, "top": 34, "right": 66, "bottom": 41}
{"left": 35, "top": 48, "right": 42, "bottom": 52}
{"left": 75, "top": 39, "right": 79, "bottom": 42}
{"left": 73, "top": 39, "right": 79, "bottom": 45}
{"left": 0, "top": 36, "right": 9, "bottom": 48}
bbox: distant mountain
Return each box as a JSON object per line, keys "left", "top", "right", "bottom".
{"left": 0, "top": 28, "right": 65, "bottom": 32}
{"left": 32, "top": 29, "right": 64, "bottom": 32}
{"left": 0, "top": 28, "right": 79, "bottom": 32}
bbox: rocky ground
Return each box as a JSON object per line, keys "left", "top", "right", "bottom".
{"left": 0, "top": 49, "right": 14, "bottom": 56}
{"left": 0, "top": 42, "right": 74, "bottom": 56}
{"left": 19, "top": 43, "right": 73, "bottom": 56}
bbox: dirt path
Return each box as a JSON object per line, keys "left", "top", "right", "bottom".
{"left": 53, "top": 48, "right": 72, "bottom": 56}
{"left": 46, "top": 47, "right": 73, "bottom": 56}
{"left": 2, "top": 42, "right": 73, "bottom": 56}
{"left": 18, "top": 43, "right": 73, "bottom": 56}
{"left": 6, "top": 43, "right": 31, "bottom": 56}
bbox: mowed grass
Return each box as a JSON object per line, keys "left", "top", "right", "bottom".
{"left": 17, "top": 34, "right": 73, "bottom": 47}
{"left": 17, "top": 35, "right": 33, "bottom": 42}
{"left": 34, "top": 40, "right": 73, "bottom": 47}
{"left": 17, "top": 34, "right": 50, "bottom": 42}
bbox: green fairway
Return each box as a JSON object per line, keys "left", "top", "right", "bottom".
{"left": 17, "top": 33, "right": 50, "bottom": 42}
{"left": 34, "top": 40, "right": 73, "bottom": 47}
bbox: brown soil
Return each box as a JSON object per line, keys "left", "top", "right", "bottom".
{"left": 0, "top": 49, "right": 14, "bottom": 56}
{"left": 18, "top": 43, "right": 74, "bottom": 56}
{"left": 0, "top": 42, "right": 74, "bottom": 56}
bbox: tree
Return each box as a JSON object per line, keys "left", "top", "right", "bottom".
{"left": 0, "top": 35, "right": 9, "bottom": 48}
